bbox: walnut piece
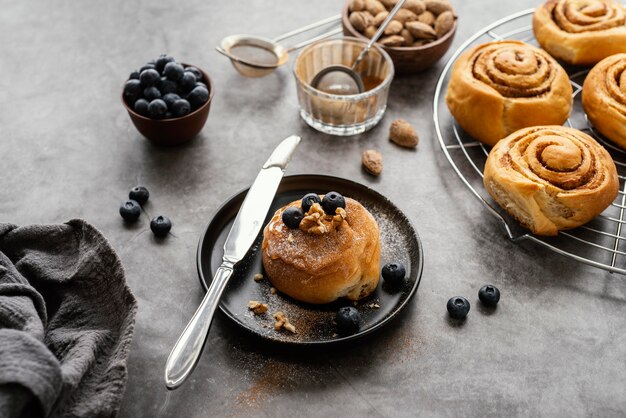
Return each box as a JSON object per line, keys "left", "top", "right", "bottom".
{"left": 248, "top": 300, "right": 268, "bottom": 314}
{"left": 299, "top": 202, "right": 346, "bottom": 235}
{"left": 273, "top": 311, "right": 297, "bottom": 333}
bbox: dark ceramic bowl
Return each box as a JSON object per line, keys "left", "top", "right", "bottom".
{"left": 342, "top": 1, "right": 457, "bottom": 74}
{"left": 121, "top": 63, "right": 214, "bottom": 146}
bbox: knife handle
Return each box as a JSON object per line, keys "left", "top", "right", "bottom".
{"left": 164, "top": 262, "right": 234, "bottom": 389}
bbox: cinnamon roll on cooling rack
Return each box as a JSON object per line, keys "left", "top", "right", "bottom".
{"left": 582, "top": 53, "right": 626, "bottom": 149}
{"left": 533, "top": 0, "right": 626, "bottom": 65}
{"left": 445, "top": 40, "right": 573, "bottom": 146}
{"left": 483, "top": 126, "right": 618, "bottom": 236}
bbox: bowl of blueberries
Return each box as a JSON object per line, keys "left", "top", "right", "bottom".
{"left": 122, "top": 55, "right": 214, "bottom": 146}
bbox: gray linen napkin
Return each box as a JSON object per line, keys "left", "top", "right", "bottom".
{"left": 0, "top": 219, "right": 137, "bottom": 417}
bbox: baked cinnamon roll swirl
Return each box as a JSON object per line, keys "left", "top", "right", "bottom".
{"left": 445, "top": 41, "right": 573, "bottom": 146}
{"left": 533, "top": 0, "right": 626, "bottom": 65}
{"left": 483, "top": 126, "right": 619, "bottom": 236}
{"left": 582, "top": 53, "right": 626, "bottom": 149}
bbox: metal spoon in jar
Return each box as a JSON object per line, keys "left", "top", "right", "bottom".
{"left": 310, "top": 0, "right": 406, "bottom": 95}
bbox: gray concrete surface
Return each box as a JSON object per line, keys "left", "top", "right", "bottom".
{"left": 1, "top": 0, "right": 625, "bottom": 417}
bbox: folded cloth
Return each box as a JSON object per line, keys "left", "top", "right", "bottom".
{"left": 0, "top": 219, "right": 137, "bottom": 418}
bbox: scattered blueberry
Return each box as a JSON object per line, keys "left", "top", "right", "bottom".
{"left": 148, "top": 99, "right": 167, "bottom": 119}
{"left": 478, "top": 285, "right": 500, "bottom": 307}
{"left": 186, "top": 86, "right": 209, "bottom": 108}
{"left": 185, "top": 66, "right": 202, "bottom": 81}
{"left": 139, "top": 63, "right": 156, "bottom": 73}
{"left": 447, "top": 296, "right": 470, "bottom": 320}
{"left": 382, "top": 262, "right": 406, "bottom": 287}
{"left": 123, "top": 79, "right": 142, "bottom": 104}
{"left": 155, "top": 54, "right": 175, "bottom": 73}
{"left": 301, "top": 193, "right": 321, "bottom": 213}
{"left": 139, "top": 68, "right": 160, "bottom": 87}
{"left": 179, "top": 72, "right": 197, "bottom": 93}
{"left": 129, "top": 186, "right": 150, "bottom": 205}
{"left": 171, "top": 99, "right": 191, "bottom": 117}
{"left": 133, "top": 98, "right": 150, "bottom": 116}
{"left": 282, "top": 206, "right": 304, "bottom": 229}
{"left": 158, "top": 77, "right": 178, "bottom": 95}
{"left": 164, "top": 62, "right": 184, "bottom": 81}
{"left": 119, "top": 200, "right": 141, "bottom": 222}
{"left": 143, "top": 86, "right": 161, "bottom": 101}
{"left": 129, "top": 70, "right": 140, "bottom": 80}
{"left": 336, "top": 307, "right": 361, "bottom": 336}
{"left": 321, "top": 191, "right": 346, "bottom": 215}
{"left": 150, "top": 216, "right": 172, "bottom": 237}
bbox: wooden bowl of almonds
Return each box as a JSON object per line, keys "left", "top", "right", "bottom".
{"left": 342, "top": 0, "right": 457, "bottom": 73}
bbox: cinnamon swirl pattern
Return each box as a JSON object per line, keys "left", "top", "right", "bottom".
{"left": 533, "top": 0, "right": 626, "bottom": 65}
{"left": 483, "top": 126, "right": 619, "bottom": 236}
{"left": 445, "top": 41, "right": 573, "bottom": 146}
{"left": 582, "top": 53, "right": 626, "bottom": 149}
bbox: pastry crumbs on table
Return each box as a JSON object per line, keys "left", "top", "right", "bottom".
{"left": 248, "top": 301, "right": 268, "bottom": 314}
{"left": 253, "top": 273, "right": 264, "bottom": 281}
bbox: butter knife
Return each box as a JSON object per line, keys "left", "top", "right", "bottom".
{"left": 164, "top": 134, "right": 301, "bottom": 389}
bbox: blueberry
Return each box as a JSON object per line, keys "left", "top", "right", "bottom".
{"left": 162, "top": 93, "right": 180, "bottom": 109}
{"left": 336, "top": 307, "right": 361, "bottom": 336}
{"left": 155, "top": 54, "right": 175, "bottom": 74}
{"left": 164, "top": 62, "right": 184, "bottom": 81}
{"left": 150, "top": 216, "right": 172, "bottom": 237}
{"left": 143, "top": 86, "right": 161, "bottom": 101}
{"left": 165, "top": 112, "right": 173, "bottom": 119}
{"left": 186, "top": 86, "right": 209, "bottom": 108}
{"left": 158, "top": 77, "right": 178, "bottom": 95}
{"left": 171, "top": 99, "right": 191, "bottom": 117}
{"left": 447, "top": 296, "right": 470, "bottom": 320}
{"left": 184, "top": 66, "right": 202, "bottom": 81}
{"left": 282, "top": 206, "right": 304, "bottom": 229}
{"left": 119, "top": 200, "right": 141, "bottom": 222}
{"left": 129, "top": 70, "right": 140, "bottom": 80}
{"left": 321, "top": 191, "right": 346, "bottom": 215}
{"left": 133, "top": 98, "right": 149, "bottom": 116}
{"left": 179, "top": 72, "right": 197, "bottom": 93}
{"left": 129, "top": 186, "right": 149, "bottom": 205}
{"left": 301, "top": 193, "right": 321, "bottom": 213}
{"left": 139, "top": 63, "right": 156, "bottom": 73}
{"left": 123, "top": 79, "right": 142, "bottom": 104}
{"left": 194, "top": 81, "right": 208, "bottom": 90}
{"left": 148, "top": 99, "right": 167, "bottom": 119}
{"left": 478, "top": 285, "right": 500, "bottom": 307}
{"left": 139, "top": 68, "right": 160, "bottom": 87}
{"left": 382, "top": 262, "right": 406, "bottom": 287}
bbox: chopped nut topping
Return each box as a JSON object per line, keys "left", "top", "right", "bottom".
{"left": 287, "top": 233, "right": 294, "bottom": 243}
{"left": 270, "top": 287, "right": 277, "bottom": 295}
{"left": 273, "top": 311, "right": 296, "bottom": 333}
{"left": 299, "top": 202, "right": 346, "bottom": 235}
{"left": 253, "top": 273, "right": 264, "bottom": 282}
{"left": 367, "top": 303, "right": 380, "bottom": 309}
{"left": 248, "top": 300, "right": 268, "bottom": 314}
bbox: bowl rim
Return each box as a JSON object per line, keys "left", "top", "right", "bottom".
{"left": 292, "top": 36, "right": 395, "bottom": 101}
{"left": 121, "top": 62, "right": 215, "bottom": 122}
{"left": 341, "top": 0, "right": 458, "bottom": 51}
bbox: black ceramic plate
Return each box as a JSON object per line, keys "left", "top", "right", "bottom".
{"left": 197, "top": 175, "right": 423, "bottom": 345}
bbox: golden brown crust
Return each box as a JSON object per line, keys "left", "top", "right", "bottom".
{"left": 533, "top": 0, "right": 626, "bottom": 65}
{"left": 445, "top": 40, "right": 573, "bottom": 146}
{"left": 483, "top": 126, "right": 619, "bottom": 236}
{"left": 582, "top": 53, "right": 626, "bottom": 149}
{"left": 261, "top": 197, "right": 380, "bottom": 304}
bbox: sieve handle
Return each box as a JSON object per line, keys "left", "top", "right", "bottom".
{"left": 273, "top": 14, "right": 341, "bottom": 43}
{"left": 286, "top": 27, "right": 343, "bottom": 53}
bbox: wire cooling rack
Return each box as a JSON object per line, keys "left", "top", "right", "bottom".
{"left": 433, "top": 8, "right": 626, "bottom": 275}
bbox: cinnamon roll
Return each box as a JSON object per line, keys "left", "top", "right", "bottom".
{"left": 533, "top": 0, "right": 626, "bottom": 65}
{"left": 445, "top": 41, "right": 573, "bottom": 146}
{"left": 483, "top": 126, "right": 619, "bottom": 236}
{"left": 582, "top": 53, "right": 626, "bottom": 149}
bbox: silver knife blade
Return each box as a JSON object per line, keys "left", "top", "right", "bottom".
{"left": 222, "top": 134, "right": 301, "bottom": 264}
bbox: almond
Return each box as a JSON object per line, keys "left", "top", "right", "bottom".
{"left": 365, "top": 0, "right": 386, "bottom": 16}
{"left": 381, "top": 0, "right": 398, "bottom": 7}
{"left": 362, "top": 150, "right": 383, "bottom": 176}
{"left": 400, "top": 28, "right": 414, "bottom": 46}
{"left": 393, "top": 8, "right": 419, "bottom": 24}
{"left": 373, "top": 11, "right": 389, "bottom": 26}
{"left": 389, "top": 119, "right": 419, "bottom": 148}
{"left": 364, "top": 25, "right": 378, "bottom": 38}
{"left": 424, "top": 0, "right": 454, "bottom": 16}
{"left": 403, "top": 0, "right": 426, "bottom": 15}
{"left": 418, "top": 11, "right": 436, "bottom": 26}
{"left": 435, "top": 10, "right": 454, "bottom": 38}
{"left": 378, "top": 35, "right": 405, "bottom": 47}
{"left": 349, "top": 11, "right": 374, "bottom": 32}
{"left": 384, "top": 20, "right": 404, "bottom": 35}
{"left": 349, "top": 0, "right": 366, "bottom": 12}
{"left": 405, "top": 21, "right": 437, "bottom": 39}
